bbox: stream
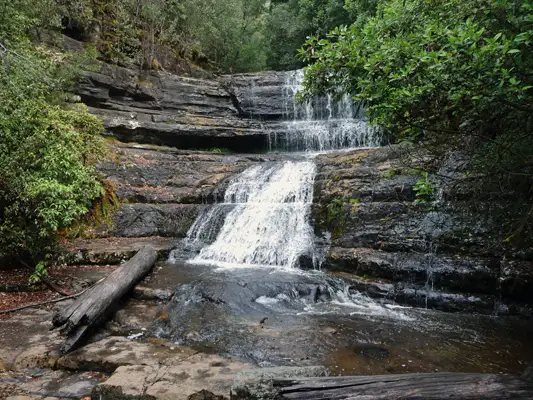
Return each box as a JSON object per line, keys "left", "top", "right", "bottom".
{"left": 161, "top": 71, "right": 533, "bottom": 376}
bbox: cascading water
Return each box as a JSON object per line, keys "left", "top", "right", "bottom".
{"left": 188, "top": 160, "right": 317, "bottom": 269}
{"left": 159, "top": 71, "right": 533, "bottom": 374}
{"left": 273, "top": 70, "right": 381, "bottom": 152}
{"left": 178, "top": 70, "right": 381, "bottom": 270}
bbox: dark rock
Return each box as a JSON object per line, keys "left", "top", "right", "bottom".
{"left": 354, "top": 345, "right": 390, "bottom": 361}
{"left": 109, "top": 203, "right": 202, "bottom": 238}
{"left": 313, "top": 145, "right": 533, "bottom": 311}
{"left": 296, "top": 254, "right": 314, "bottom": 270}
{"left": 78, "top": 63, "right": 297, "bottom": 152}
{"left": 220, "top": 72, "right": 294, "bottom": 120}
{"left": 98, "top": 143, "right": 271, "bottom": 205}
{"left": 188, "top": 390, "right": 227, "bottom": 400}
{"left": 523, "top": 364, "right": 533, "bottom": 381}
{"left": 92, "top": 385, "right": 156, "bottom": 400}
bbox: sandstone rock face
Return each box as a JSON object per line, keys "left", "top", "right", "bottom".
{"left": 313, "top": 146, "right": 533, "bottom": 314}
{"left": 220, "top": 72, "right": 293, "bottom": 120}
{"left": 67, "top": 142, "right": 285, "bottom": 262}
{"left": 78, "top": 63, "right": 292, "bottom": 152}
{"left": 75, "top": 61, "right": 532, "bottom": 313}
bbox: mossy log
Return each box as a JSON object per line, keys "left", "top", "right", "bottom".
{"left": 52, "top": 246, "right": 158, "bottom": 354}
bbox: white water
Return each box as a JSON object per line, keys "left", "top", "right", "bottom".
{"left": 171, "top": 70, "right": 410, "bottom": 319}
{"left": 182, "top": 70, "right": 380, "bottom": 271}
{"left": 273, "top": 70, "right": 381, "bottom": 152}
{"left": 189, "top": 161, "right": 316, "bottom": 269}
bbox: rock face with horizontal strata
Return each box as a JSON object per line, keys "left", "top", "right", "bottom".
{"left": 97, "top": 142, "right": 286, "bottom": 236}
{"left": 75, "top": 61, "right": 532, "bottom": 315}
{"left": 312, "top": 145, "right": 533, "bottom": 314}
{"left": 78, "top": 62, "right": 294, "bottom": 152}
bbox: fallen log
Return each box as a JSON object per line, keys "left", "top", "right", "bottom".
{"left": 52, "top": 245, "right": 158, "bottom": 354}
{"left": 271, "top": 373, "right": 533, "bottom": 399}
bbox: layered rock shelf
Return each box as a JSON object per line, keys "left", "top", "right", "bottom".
{"left": 312, "top": 146, "right": 533, "bottom": 314}
{"left": 71, "top": 60, "right": 533, "bottom": 315}
{"left": 78, "top": 62, "right": 296, "bottom": 152}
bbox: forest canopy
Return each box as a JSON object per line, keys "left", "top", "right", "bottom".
{"left": 0, "top": 0, "right": 351, "bottom": 73}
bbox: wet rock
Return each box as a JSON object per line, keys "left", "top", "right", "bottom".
{"left": 109, "top": 204, "right": 200, "bottom": 238}
{"left": 85, "top": 142, "right": 288, "bottom": 245}
{"left": 220, "top": 72, "right": 294, "bottom": 120}
{"left": 296, "top": 254, "right": 314, "bottom": 270}
{"left": 64, "top": 237, "right": 176, "bottom": 265}
{"left": 98, "top": 143, "right": 261, "bottom": 205}
{"left": 231, "top": 366, "right": 328, "bottom": 400}
{"left": 132, "top": 286, "right": 173, "bottom": 301}
{"left": 313, "top": 146, "right": 533, "bottom": 312}
{"left": 523, "top": 364, "right": 533, "bottom": 381}
{"left": 353, "top": 345, "right": 390, "bottom": 361}
{"left": 112, "top": 301, "right": 159, "bottom": 330}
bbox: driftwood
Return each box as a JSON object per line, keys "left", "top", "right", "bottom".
{"left": 52, "top": 246, "right": 158, "bottom": 354}
{"left": 273, "top": 372, "right": 533, "bottom": 399}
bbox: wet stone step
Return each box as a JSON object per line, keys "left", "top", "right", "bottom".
{"left": 64, "top": 237, "right": 176, "bottom": 265}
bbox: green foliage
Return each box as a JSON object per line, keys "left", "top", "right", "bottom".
{"left": 65, "top": 179, "right": 119, "bottom": 239}
{"left": 29, "top": 261, "right": 49, "bottom": 284}
{"left": 206, "top": 148, "right": 231, "bottom": 154}
{"left": 0, "top": 0, "right": 357, "bottom": 73}
{"left": 413, "top": 172, "right": 434, "bottom": 205}
{"left": 301, "top": 0, "right": 533, "bottom": 245}
{"left": 381, "top": 169, "right": 396, "bottom": 179}
{"left": 325, "top": 196, "right": 359, "bottom": 237}
{"left": 265, "top": 0, "right": 351, "bottom": 70}
{"left": 0, "top": 2, "right": 105, "bottom": 265}
{"left": 178, "top": 0, "right": 267, "bottom": 72}
{"left": 343, "top": 0, "right": 379, "bottom": 24}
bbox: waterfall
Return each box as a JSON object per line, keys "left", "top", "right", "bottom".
{"left": 188, "top": 161, "right": 317, "bottom": 269}
{"left": 178, "top": 69, "right": 379, "bottom": 270}
{"left": 274, "top": 70, "right": 380, "bottom": 152}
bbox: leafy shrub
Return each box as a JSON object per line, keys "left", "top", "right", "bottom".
{"left": 413, "top": 172, "right": 434, "bottom": 205}
{"left": 301, "top": 0, "right": 533, "bottom": 246}
{"left": 0, "top": 6, "right": 105, "bottom": 266}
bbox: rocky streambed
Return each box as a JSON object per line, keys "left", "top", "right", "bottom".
{"left": 1, "top": 259, "right": 533, "bottom": 399}
{"left": 1, "top": 56, "right": 533, "bottom": 399}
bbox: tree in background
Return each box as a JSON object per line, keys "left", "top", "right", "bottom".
{"left": 301, "top": 0, "right": 533, "bottom": 247}
{"left": 265, "top": 0, "right": 351, "bottom": 70}
{"left": 179, "top": 0, "right": 267, "bottom": 72}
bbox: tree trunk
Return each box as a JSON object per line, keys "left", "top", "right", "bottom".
{"left": 269, "top": 373, "right": 533, "bottom": 399}
{"left": 52, "top": 246, "right": 158, "bottom": 354}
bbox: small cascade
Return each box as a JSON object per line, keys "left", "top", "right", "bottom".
{"left": 188, "top": 160, "right": 318, "bottom": 269}
{"left": 274, "top": 70, "right": 380, "bottom": 151}
{"left": 182, "top": 204, "right": 235, "bottom": 250}
{"left": 175, "top": 69, "right": 380, "bottom": 271}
